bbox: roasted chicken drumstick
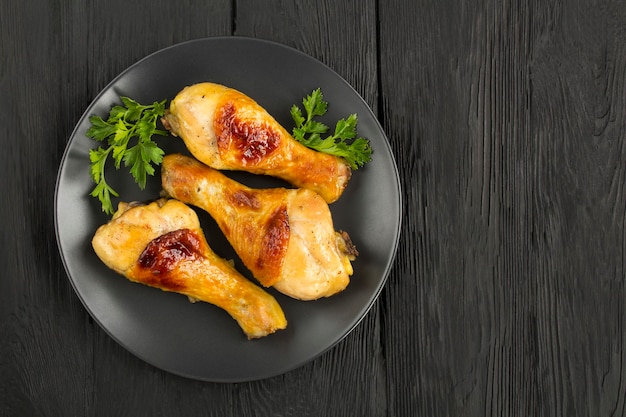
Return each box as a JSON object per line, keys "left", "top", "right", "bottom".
{"left": 161, "top": 82, "right": 351, "bottom": 203}
{"left": 91, "top": 198, "right": 287, "bottom": 339}
{"left": 161, "top": 154, "right": 358, "bottom": 301}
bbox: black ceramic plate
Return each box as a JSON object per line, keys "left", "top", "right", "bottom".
{"left": 55, "top": 37, "right": 401, "bottom": 382}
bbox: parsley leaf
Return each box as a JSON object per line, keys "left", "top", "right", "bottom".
{"left": 290, "top": 88, "right": 372, "bottom": 169}
{"left": 86, "top": 97, "right": 167, "bottom": 215}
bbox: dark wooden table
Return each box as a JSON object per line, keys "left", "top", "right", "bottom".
{"left": 3, "top": 0, "right": 626, "bottom": 415}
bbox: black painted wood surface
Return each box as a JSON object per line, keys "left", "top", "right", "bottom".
{"left": 2, "top": 0, "right": 626, "bottom": 415}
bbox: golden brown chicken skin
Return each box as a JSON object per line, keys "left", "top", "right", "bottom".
{"left": 161, "top": 154, "right": 358, "bottom": 301}
{"left": 91, "top": 198, "right": 287, "bottom": 339}
{"left": 161, "top": 82, "right": 351, "bottom": 203}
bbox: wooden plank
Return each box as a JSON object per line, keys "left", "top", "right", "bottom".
{"left": 0, "top": 1, "right": 97, "bottom": 415}
{"left": 528, "top": 2, "right": 626, "bottom": 415}
{"left": 235, "top": 0, "right": 379, "bottom": 109}
{"left": 378, "top": 0, "right": 626, "bottom": 415}
{"left": 0, "top": 0, "right": 234, "bottom": 415}
{"left": 80, "top": 1, "right": 237, "bottom": 414}
{"left": 234, "top": 1, "right": 386, "bottom": 416}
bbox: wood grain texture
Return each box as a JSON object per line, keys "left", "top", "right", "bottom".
{"left": 76, "top": 1, "right": 237, "bottom": 415}
{"left": 235, "top": 0, "right": 379, "bottom": 108}
{"left": 1, "top": 0, "right": 626, "bottom": 415}
{"left": 0, "top": 0, "right": 234, "bottom": 415}
{"left": 1, "top": 1, "right": 95, "bottom": 415}
{"left": 234, "top": 2, "right": 385, "bottom": 416}
{"left": 378, "top": 0, "right": 626, "bottom": 415}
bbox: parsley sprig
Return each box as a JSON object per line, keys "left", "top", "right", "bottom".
{"left": 86, "top": 97, "right": 167, "bottom": 215}
{"left": 290, "top": 88, "right": 372, "bottom": 169}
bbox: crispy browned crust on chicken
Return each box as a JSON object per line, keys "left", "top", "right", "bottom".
{"left": 91, "top": 198, "right": 287, "bottom": 338}
{"left": 161, "top": 82, "right": 351, "bottom": 203}
{"left": 161, "top": 154, "right": 357, "bottom": 301}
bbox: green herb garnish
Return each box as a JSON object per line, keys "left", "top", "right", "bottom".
{"left": 290, "top": 88, "right": 372, "bottom": 169}
{"left": 86, "top": 97, "right": 167, "bottom": 215}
